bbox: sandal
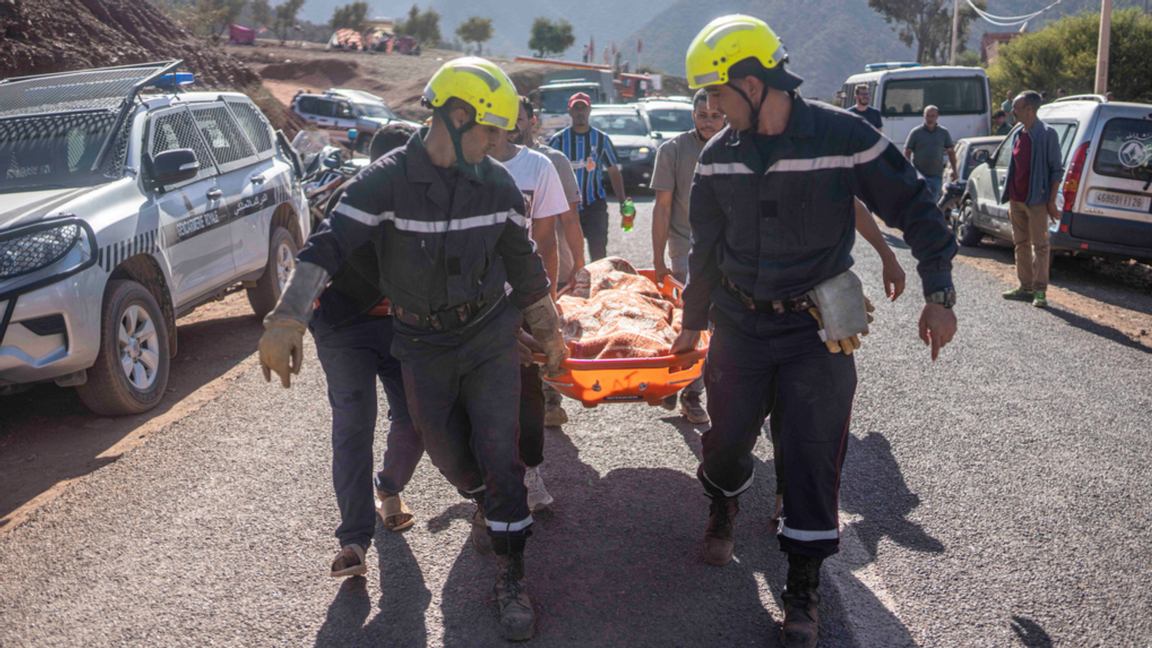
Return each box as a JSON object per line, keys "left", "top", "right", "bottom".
{"left": 376, "top": 490, "right": 415, "bottom": 532}
{"left": 330, "top": 544, "right": 368, "bottom": 578}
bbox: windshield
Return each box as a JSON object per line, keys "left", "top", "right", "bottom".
{"left": 356, "top": 102, "right": 399, "bottom": 120}
{"left": 0, "top": 111, "right": 119, "bottom": 194}
{"left": 1093, "top": 118, "right": 1152, "bottom": 183}
{"left": 540, "top": 88, "right": 598, "bottom": 115}
{"left": 882, "top": 77, "right": 987, "bottom": 117}
{"left": 646, "top": 108, "right": 694, "bottom": 133}
{"left": 589, "top": 113, "right": 649, "bottom": 136}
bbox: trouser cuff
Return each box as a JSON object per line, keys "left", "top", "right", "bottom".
{"left": 697, "top": 465, "right": 755, "bottom": 499}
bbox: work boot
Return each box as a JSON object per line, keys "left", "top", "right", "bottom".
{"left": 702, "top": 495, "right": 739, "bottom": 566}
{"left": 781, "top": 553, "right": 823, "bottom": 648}
{"left": 544, "top": 400, "right": 568, "bottom": 426}
{"left": 680, "top": 391, "right": 710, "bottom": 424}
{"left": 524, "top": 466, "right": 554, "bottom": 511}
{"left": 660, "top": 394, "right": 678, "bottom": 410}
{"left": 493, "top": 548, "right": 536, "bottom": 641}
{"left": 471, "top": 499, "right": 493, "bottom": 556}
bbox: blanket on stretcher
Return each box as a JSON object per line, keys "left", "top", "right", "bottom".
{"left": 557, "top": 258, "right": 683, "bottom": 360}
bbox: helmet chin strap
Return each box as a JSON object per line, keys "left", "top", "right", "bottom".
{"left": 434, "top": 105, "right": 480, "bottom": 178}
{"left": 728, "top": 78, "right": 771, "bottom": 134}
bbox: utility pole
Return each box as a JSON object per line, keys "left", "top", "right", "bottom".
{"left": 950, "top": 0, "right": 961, "bottom": 65}
{"left": 1095, "top": 0, "right": 1112, "bottom": 94}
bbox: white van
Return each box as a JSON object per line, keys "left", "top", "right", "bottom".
{"left": 839, "top": 64, "right": 991, "bottom": 148}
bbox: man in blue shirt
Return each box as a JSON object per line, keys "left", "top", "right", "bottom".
{"left": 846, "top": 83, "right": 883, "bottom": 133}
{"left": 549, "top": 92, "right": 627, "bottom": 261}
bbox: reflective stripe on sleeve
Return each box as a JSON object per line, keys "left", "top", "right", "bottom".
{"left": 701, "top": 467, "right": 755, "bottom": 498}
{"left": 332, "top": 207, "right": 525, "bottom": 233}
{"left": 766, "top": 138, "right": 887, "bottom": 173}
{"left": 487, "top": 514, "right": 534, "bottom": 533}
{"left": 695, "top": 162, "right": 756, "bottom": 176}
{"left": 779, "top": 521, "right": 839, "bottom": 542}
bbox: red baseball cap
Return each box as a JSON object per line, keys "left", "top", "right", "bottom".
{"left": 568, "top": 92, "right": 592, "bottom": 108}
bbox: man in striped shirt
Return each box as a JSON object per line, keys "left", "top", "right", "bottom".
{"left": 548, "top": 92, "right": 628, "bottom": 261}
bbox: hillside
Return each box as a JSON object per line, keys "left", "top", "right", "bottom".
{"left": 0, "top": 0, "right": 304, "bottom": 134}
{"left": 623, "top": 0, "right": 1152, "bottom": 99}
{"left": 298, "top": 0, "right": 680, "bottom": 60}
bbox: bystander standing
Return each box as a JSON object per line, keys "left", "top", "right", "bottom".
{"left": 904, "top": 106, "right": 958, "bottom": 202}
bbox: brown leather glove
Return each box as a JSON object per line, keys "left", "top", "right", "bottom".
{"left": 259, "top": 318, "right": 307, "bottom": 388}
{"left": 809, "top": 296, "right": 875, "bottom": 355}
{"left": 522, "top": 296, "right": 567, "bottom": 377}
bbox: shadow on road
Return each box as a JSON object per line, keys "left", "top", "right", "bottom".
{"left": 0, "top": 295, "right": 263, "bottom": 531}
{"left": 1010, "top": 615, "right": 1054, "bottom": 648}
{"left": 313, "top": 533, "right": 432, "bottom": 647}
{"left": 1041, "top": 305, "right": 1152, "bottom": 355}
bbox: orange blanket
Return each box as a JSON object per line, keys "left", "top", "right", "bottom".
{"left": 557, "top": 258, "right": 683, "bottom": 359}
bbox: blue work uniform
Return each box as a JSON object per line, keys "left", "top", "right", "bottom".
{"left": 683, "top": 93, "right": 956, "bottom": 559}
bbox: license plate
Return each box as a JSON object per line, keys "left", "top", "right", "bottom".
{"left": 1088, "top": 189, "right": 1151, "bottom": 212}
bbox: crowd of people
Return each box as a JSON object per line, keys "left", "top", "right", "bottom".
{"left": 258, "top": 15, "right": 960, "bottom": 646}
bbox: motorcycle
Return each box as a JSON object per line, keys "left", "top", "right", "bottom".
{"left": 291, "top": 130, "right": 369, "bottom": 229}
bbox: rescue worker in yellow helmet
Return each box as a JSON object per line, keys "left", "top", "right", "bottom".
{"left": 669, "top": 16, "right": 958, "bottom": 648}
{"left": 258, "top": 57, "right": 565, "bottom": 641}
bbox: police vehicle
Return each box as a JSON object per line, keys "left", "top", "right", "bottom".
{"left": 0, "top": 61, "right": 310, "bottom": 415}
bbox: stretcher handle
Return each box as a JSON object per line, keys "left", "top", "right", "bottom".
{"left": 531, "top": 348, "right": 707, "bottom": 371}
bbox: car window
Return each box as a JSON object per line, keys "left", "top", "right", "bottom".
{"left": 646, "top": 108, "right": 694, "bottom": 133}
{"left": 225, "top": 99, "right": 273, "bottom": 155}
{"left": 355, "top": 102, "right": 399, "bottom": 120}
{"left": 1092, "top": 118, "right": 1152, "bottom": 183}
{"left": 962, "top": 142, "right": 998, "bottom": 179}
{"left": 589, "top": 113, "right": 648, "bottom": 136}
{"left": 882, "top": 77, "right": 986, "bottom": 116}
{"left": 295, "top": 96, "right": 318, "bottom": 116}
{"left": 190, "top": 105, "right": 256, "bottom": 169}
{"left": 994, "top": 131, "right": 1016, "bottom": 170}
{"left": 149, "top": 108, "right": 217, "bottom": 182}
{"left": 0, "top": 111, "right": 121, "bottom": 193}
{"left": 335, "top": 101, "right": 355, "bottom": 119}
{"left": 1045, "top": 122, "right": 1079, "bottom": 164}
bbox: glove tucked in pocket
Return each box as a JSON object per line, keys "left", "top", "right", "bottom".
{"left": 807, "top": 270, "right": 873, "bottom": 355}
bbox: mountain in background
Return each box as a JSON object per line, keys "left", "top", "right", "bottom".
{"left": 297, "top": 0, "right": 680, "bottom": 58}
{"left": 622, "top": 0, "right": 1150, "bottom": 99}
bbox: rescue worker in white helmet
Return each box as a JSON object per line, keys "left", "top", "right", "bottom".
{"left": 669, "top": 16, "right": 958, "bottom": 647}
{"left": 258, "top": 57, "right": 565, "bottom": 642}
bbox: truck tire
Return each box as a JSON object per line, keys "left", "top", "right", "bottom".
{"left": 246, "top": 226, "right": 298, "bottom": 320}
{"left": 955, "top": 199, "right": 983, "bottom": 247}
{"left": 76, "top": 280, "right": 171, "bottom": 416}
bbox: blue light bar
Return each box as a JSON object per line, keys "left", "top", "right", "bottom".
{"left": 151, "top": 72, "right": 195, "bottom": 89}
{"left": 864, "top": 62, "right": 921, "bottom": 72}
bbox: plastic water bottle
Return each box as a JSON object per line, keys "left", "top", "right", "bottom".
{"left": 621, "top": 198, "right": 635, "bottom": 231}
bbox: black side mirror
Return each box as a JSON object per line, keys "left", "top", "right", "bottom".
{"left": 653, "top": 132, "right": 664, "bottom": 140}
{"left": 973, "top": 149, "right": 990, "bottom": 164}
{"left": 152, "top": 149, "right": 199, "bottom": 187}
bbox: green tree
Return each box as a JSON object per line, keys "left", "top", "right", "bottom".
{"left": 867, "top": 0, "right": 986, "bottom": 64}
{"left": 395, "top": 5, "right": 442, "bottom": 47}
{"left": 271, "top": 0, "right": 305, "bottom": 44}
{"left": 988, "top": 8, "right": 1152, "bottom": 104}
{"left": 250, "top": 0, "right": 271, "bottom": 28}
{"left": 455, "top": 16, "right": 493, "bottom": 55}
{"left": 330, "top": 1, "right": 368, "bottom": 31}
{"left": 528, "top": 17, "right": 574, "bottom": 58}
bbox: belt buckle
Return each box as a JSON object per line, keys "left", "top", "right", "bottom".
{"left": 771, "top": 300, "right": 786, "bottom": 315}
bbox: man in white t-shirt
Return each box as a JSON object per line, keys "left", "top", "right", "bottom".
{"left": 491, "top": 126, "right": 569, "bottom": 511}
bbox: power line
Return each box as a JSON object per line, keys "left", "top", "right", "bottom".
{"left": 965, "top": 0, "right": 1063, "bottom": 27}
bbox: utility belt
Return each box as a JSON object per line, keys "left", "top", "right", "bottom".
{"left": 393, "top": 292, "right": 499, "bottom": 332}
{"left": 722, "top": 275, "right": 815, "bottom": 314}
{"left": 313, "top": 298, "right": 392, "bottom": 317}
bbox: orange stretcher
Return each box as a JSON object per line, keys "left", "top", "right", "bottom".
{"left": 534, "top": 269, "right": 710, "bottom": 408}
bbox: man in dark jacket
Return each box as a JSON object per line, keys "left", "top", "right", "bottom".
{"left": 672, "top": 16, "right": 958, "bottom": 648}
{"left": 257, "top": 58, "right": 565, "bottom": 641}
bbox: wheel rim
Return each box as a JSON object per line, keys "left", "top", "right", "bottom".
{"left": 117, "top": 304, "right": 160, "bottom": 391}
{"left": 957, "top": 203, "right": 973, "bottom": 237}
{"left": 275, "top": 241, "right": 295, "bottom": 293}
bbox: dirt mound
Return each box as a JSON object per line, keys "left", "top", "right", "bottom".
{"left": 0, "top": 0, "right": 306, "bottom": 136}
{"left": 260, "top": 59, "right": 366, "bottom": 88}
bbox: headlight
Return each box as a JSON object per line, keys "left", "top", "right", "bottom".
{"left": 0, "top": 222, "right": 81, "bottom": 279}
{"left": 631, "top": 147, "right": 652, "bottom": 161}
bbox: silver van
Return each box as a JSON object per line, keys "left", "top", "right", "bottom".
{"left": 291, "top": 88, "right": 418, "bottom": 152}
{"left": 0, "top": 61, "right": 309, "bottom": 415}
{"left": 957, "top": 96, "right": 1152, "bottom": 261}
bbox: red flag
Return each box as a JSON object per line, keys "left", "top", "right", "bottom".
{"left": 637, "top": 38, "right": 642, "bottom": 54}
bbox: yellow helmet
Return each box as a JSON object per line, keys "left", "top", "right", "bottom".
{"left": 423, "top": 57, "right": 519, "bottom": 130}
{"left": 685, "top": 15, "right": 795, "bottom": 90}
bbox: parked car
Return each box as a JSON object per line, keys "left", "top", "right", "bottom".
{"left": 636, "top": 98, "right": 695, "bottom": 140}
{"left": 938, "top": 135, "right": 1004, "bottom": 223}
{"left": 958, "top": 96, "right": 1152, "bottom": 262}
{"left": 291, "top": 88, "right": 419, "bottom": 153}
{"left": 0, "top": 61, "right": 310, "bottom": 415}
{"left": 588, "top": 104, "right": 661, "bottom": 187}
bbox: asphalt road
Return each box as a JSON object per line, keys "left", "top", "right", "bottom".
{"left": 2, "top": 195, "right": 1151, "bottom": 647}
